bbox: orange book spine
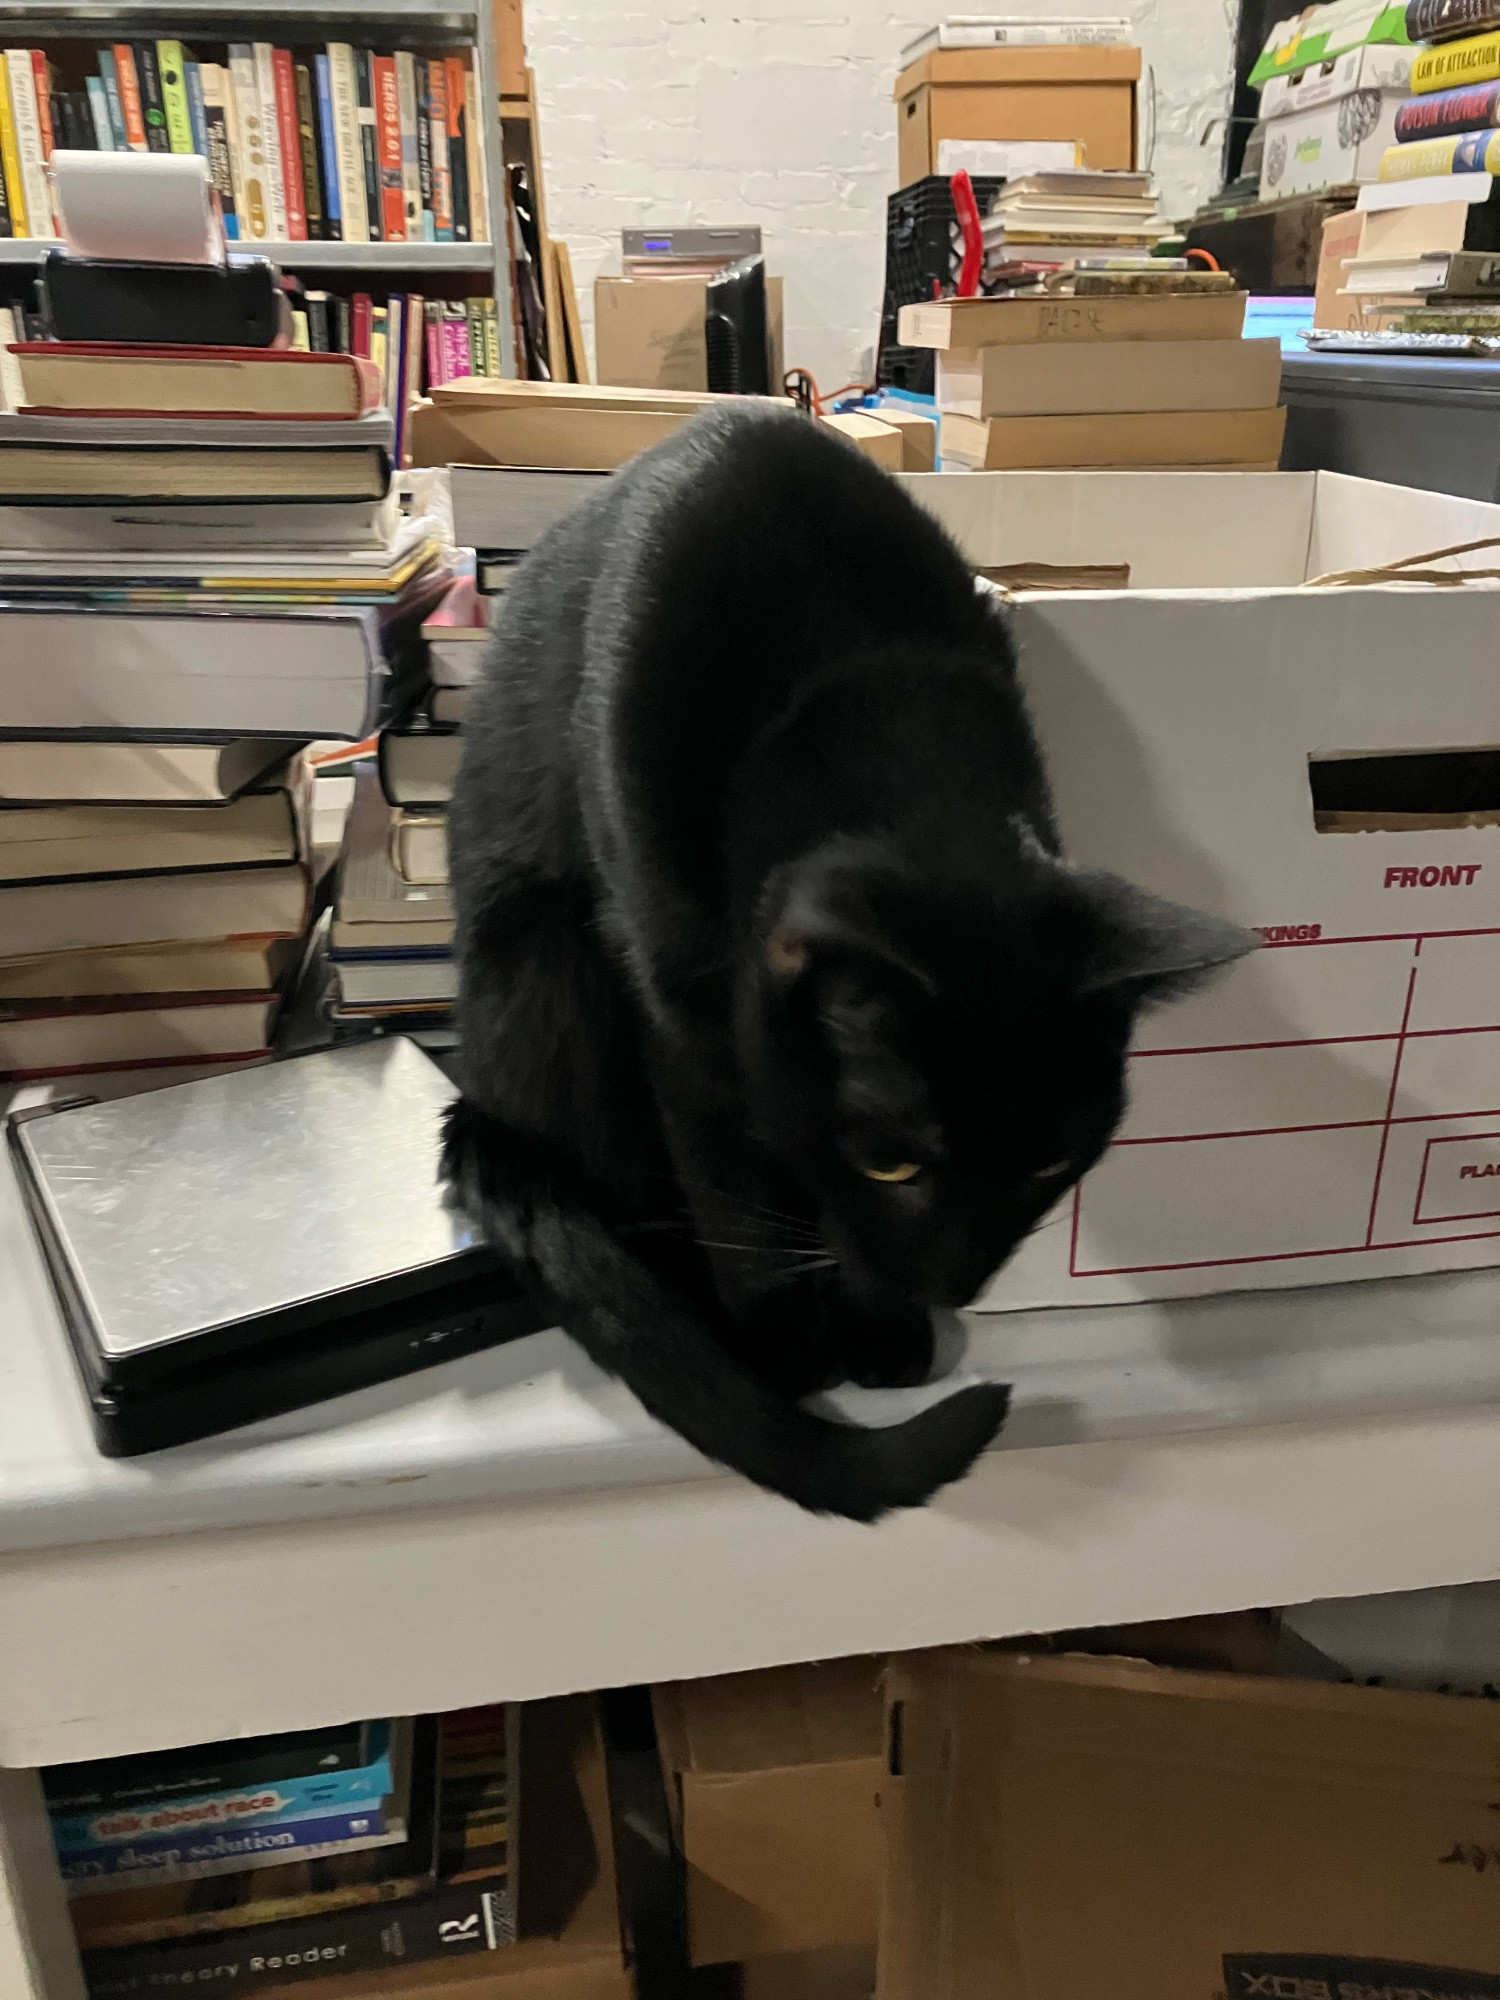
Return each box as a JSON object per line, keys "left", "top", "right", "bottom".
{"left": 270, "top": 48, "right": 306, "bottom": 239}
{"left": 28, "top": 50, "right": 53, "bottom": 163}
{"left": 372, "top": 55, "right": 405, "bottom": 240}
{"left": 112, "top": 44, "right": 148, "bottom": 150}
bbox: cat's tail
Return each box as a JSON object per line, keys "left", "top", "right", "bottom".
{"left": 442, "top": 1103, "right": 1010, "bottom": 1524}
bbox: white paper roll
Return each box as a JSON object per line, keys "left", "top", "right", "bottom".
{"left": 50, "top": 150, "right": 225, "bottom": 265}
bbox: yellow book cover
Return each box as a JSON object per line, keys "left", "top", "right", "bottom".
{"left": 0, "top": 61, "right": 28, "bottom": 238}
{"left": 1380, "top": 129, "right": 1500, "bottom": 178}
{"left": 1411, "top": 29, "right": 1500, "bottom": 92}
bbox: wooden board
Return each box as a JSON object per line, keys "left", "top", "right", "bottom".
{"left": 555, "top": 239, "right": 588, "bottom": 383}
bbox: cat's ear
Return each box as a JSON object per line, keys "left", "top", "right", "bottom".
{"left": 1064, "top": 870, "right": 1259, "bottom": 1005}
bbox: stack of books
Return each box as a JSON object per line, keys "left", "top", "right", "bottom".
{"left": 0, "top": 39, "right": 489, "bottom": 246}
{"left": 979, "top": 170, "right": 1167, "bottom": 289}
{"left": 55, "top": 1707, "right": 516, "bottom": 1993}
{"left": 899, "top": 287, "right": 1288, "bottom": 470}
{"left": 0, "top": 337, "right": 442, "bottom": 1098}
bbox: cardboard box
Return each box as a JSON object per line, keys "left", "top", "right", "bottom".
{"left": 594, "top": 275, "right": 785, "bottom": 393}
{"left": 1184, "top": 190, "right": 1355, "bottom": 292}
{"left": 1259, "top": 88, "right": 1406, "bottom": 200}
{"left": 877, "top": 1647, "right": 1500, "bottom": 2000}
{"left": 1260, "top": 39, "right": 1413, "bottom": 117}
{"left": 908, "top": 467, "right": 1500, "bottom": 1307}
{"left": 652, "top": 1658, "right": 883, "bottom": 1967}
{"left": 936, "top": 337, "right": 1283, "bottom": 418}
{"left": 1313, "top": 204, "right": 1366, "bottom": 327}
{"left": 741, "top": 1947, "right": 875, "bottom": 2000}
{"left": 820, "top": 411, "right": 905, "bottom": 470}
{"left": 319, "top": 1696, "right": 632, "bottom": 2000}
{"left": 938, "top": 403, "right": 1286, "bottom": 470}
{"left": 894, "top": 45, "right": 1138, "bottom": 186}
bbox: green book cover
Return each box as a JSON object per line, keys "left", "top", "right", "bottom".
{"left": 156, "top": 42, "right": 195, "bottom": 154}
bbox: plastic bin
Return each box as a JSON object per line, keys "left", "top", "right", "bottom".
{"left": 1280, "top": 350, "right": 1500, "bottom": 502}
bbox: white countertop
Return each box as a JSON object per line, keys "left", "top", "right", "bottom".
{"left": 8, "top": 1141, "right": 1500, "bottom": 1560}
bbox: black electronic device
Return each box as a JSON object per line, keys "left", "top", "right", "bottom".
{"left": 704, "top": 254, "right": 771, "bottom": 395}
{"left": 40, "top": 249, "right": 288, "bottom": 346}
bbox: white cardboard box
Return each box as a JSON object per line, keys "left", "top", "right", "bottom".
{"left": 908, "top": 468, "right": 1500, "bottom": 1309}
{"left": 1259, "top": 88, "right": 1406, "bottom": 199}
{"left": 1259, "top": 41, "right": 1412, "bottom": 118}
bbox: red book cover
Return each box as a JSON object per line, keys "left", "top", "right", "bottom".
{"left": 29, "top": 51, "right": 54, "bottom": 161}
{"left": 350, "top": 292, "right": 373, "bottom": 361}
{"left": 112, "top": 44, "right": 147, "bottom": 151}
{"left": 270, "top": 48, "right": 307, "bottom": 240}
{"left": 424, "top": 313, "right": 445, "bottom": 388}
{"left": 373, "top": 55, "right": 406, "bottom": 242}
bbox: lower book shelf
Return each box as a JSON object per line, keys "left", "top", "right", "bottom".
{"left": 72, "top": 1696, "right": 629, "bottom": 2000}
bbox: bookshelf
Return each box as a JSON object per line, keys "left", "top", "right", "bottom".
{"left": 0, "top": 0, "right": 517, "bottom": 372}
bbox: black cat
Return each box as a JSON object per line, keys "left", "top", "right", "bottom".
{"left": 441, "top": 404, "right": 1252, "bottom": 1521}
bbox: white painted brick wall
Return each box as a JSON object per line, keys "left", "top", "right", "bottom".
{"left": 528, "top": 0, "right": 1239, "bottom": 389}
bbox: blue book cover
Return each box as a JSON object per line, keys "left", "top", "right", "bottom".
{"left": 315, "top": 53, "right": 342, "bottom": 238}
{"left": 97, "top": 52, "right": 128, "bottom": 152}
{"left": 184, "top": 60, "right": 208, "bottom": 156}
{"left": 57, "top": 1806, "right": 399, "bottom": 1889}
{"left": 52, "top": 1724, "right": 393, "bottom": 1852}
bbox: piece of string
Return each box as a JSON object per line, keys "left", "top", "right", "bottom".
{"left": 1305, "top": 532, "right": 1500, "bottom": 589}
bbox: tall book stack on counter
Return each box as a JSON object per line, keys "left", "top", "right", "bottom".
{"left": 317, "top": 571, "right": 490, "bottom": 1036}
{"left": 0, "top": 39, "right": 489, "bottom": 246}
{"left": 0, "top": 338, "right": 444, "bottom": 1098}
{"left": 896, "top": 243, "right": 1286, "bottom": 470}
{"left": 49, "top": 1705, "right": 517, "bottom": 1996}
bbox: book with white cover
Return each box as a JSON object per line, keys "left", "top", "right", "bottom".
{"left": 902, "top": 16, "right": 1131, "bottom": 60}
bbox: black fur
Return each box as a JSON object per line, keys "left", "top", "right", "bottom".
{"left": 442, "top": 404, "right": 1252, "bottom": 1521}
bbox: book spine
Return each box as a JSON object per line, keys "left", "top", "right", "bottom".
{"left": 482, "top": 296, "right": 500, "bottom": 377}
{"left": 156, "top": 41, "right": 194, "bottom": 154}
{"left": 335, "top": 293, "right": 352, "bottom": 354}
{"left": 445, "top": 56, "right": 470, "bottom": 242}
{"left": 305, "top": 291, "right": 331, "bottom": 351}
{"left": 395, "top": 50, "right": 423, "bottom": 240}
{"left": 0, "top": 61, "right": 28, "bottom": 237}
{"left": 184, "top": 58, "right": 208, "bottom": 157}
{"left": 80, "top": 1875, "right": 513, "bottom": 1994}
{"left": 385, "top": 294, "right": 404, "bottom": 445}
{"left": 198, "top": 68, "right": 239, "bottom": 240}
{"left": 227, "top": 46, "right": 268, "bottom": 239}
{"left": 463, "top": 59, "right": 489, "bottom": 244}
{"left": 426, "top": 59, "right": 453, "bottom": 240}
{"left": 1407, "top": 0, "right": 1500, "bottom": 39}
{"left": 1393, "top": 75, "right": 1500, "bottom": 139}
{"left": 351, "top": 288, "right": 373, "bottom": 359}
{"left": 370, "top": 303, "right": 388, "bottom": 386}
{"left": 314, "top": 53, "right": 342, "bottom": 240}
{"left": 416, "top": 70, "right": 434, "bottom": 238}
{"left": 133, "top": 42, "right": 170, "bottom": 152}
{"left": 326, "top": 44, "right": 368, "bottom": 243}
{"left": 465, "top": 298, "right": 485, "bottom": 374}
{"left": 355, "top": 50, "right": 383, "bottom": 242}
{"left": 287, "top": 61, "right": 322, "bottom": 244}
{"left": 58, "top": 1807, "right": 396, "bottom": 1888}
{"left": 290, "top": 307, "right": 310, "bottom": 351}
{"left": 252, "top": 44, "right": 289, "bottom": 238}
{"left": 6, "top": 54, "right": 51, "bottom": 238}
{"left": 401, "top": 288, "right": 424, "bottom": 464}
{"left": 1411, "top": 27, "right": 1500, "bottom": 90}
{"left": 0, "top": 117, "right": 11, "bottom": 235}
{"left": 442, "top": 305, "right": 470, "bottom": 379}
{"left": 424, "top": 300, "right": 445, "bottom": 386}
{"left": 1380, "top": 127, "right": 1500, "bottom": 175}
{"left": 66, "top": 90, "right": 96, "bottom": 150}
{"left": 271, "top": 48, "right": 306, "bottom": 239}
{"left": 97, "top": 52, "right": 128, "bottom": 151}
{"left": 110, "top": 45, "right": 147, "bottom": 151}
{"left": 29, "top": 52, "right": 54, "bottom": 172}
{"left": 373, "top": 55, "right": 406, "bottom": 239}
{"left": 213, "top": 60, "right": 246, "bottom": 241}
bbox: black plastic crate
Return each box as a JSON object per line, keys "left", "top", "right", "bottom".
{"left": 877, "top": 172, "right": 1006, "bottom": 393}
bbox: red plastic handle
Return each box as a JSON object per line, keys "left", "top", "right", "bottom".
{"left": 951, "top": 168, "right": 984, "bottom": 299}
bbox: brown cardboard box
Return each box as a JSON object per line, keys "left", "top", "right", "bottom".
{"left": 820, "top": 412, "right": 905, "bottom": 469}
{"left": 877, "top": 1647, "right": 1500, "bottom": 2000}
{"left": 894, "top": 45, "right": 1139, "bottom": 185}
{"left": 653, "top": 1657, "right": 883, "bottom": 1967}
{"left": 740, "top": 1947, "right": 876, "bottom": 2000}
{"left": 595, "top": 276, "right": 785, "bottom": 392}
{"left": 287, "top": 1696, "right": 631, "bottom": 2000}
{"left": 1314, "top": 206, "right": 1366, "bottom": 330}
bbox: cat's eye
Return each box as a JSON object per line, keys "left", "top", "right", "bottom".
{"left": 1032, "top": 1159, "right": 1072, "bottom": 1181}
{"left": 862, "top": 1162, "right": 923, "bottom": 1184}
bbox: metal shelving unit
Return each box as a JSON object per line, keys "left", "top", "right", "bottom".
{"left": 0, "top": 0, "right": 516, "bottom": 370}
